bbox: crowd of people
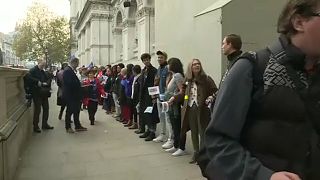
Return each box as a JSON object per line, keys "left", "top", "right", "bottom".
{"left": 24, "top": 0, "right": 320, "bottom": 179}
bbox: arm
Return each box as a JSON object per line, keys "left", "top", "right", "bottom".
{"left": 28, "top": 68, "right": 41, "bottom": 85}
{"left": 204, "top": 59, "right": 273, "bottom": 180}
{"left": 97, "top": 79, "right": 105, "bottom": 96}
{"left": 154, "top": 68, "right": 160, "bottom": 86}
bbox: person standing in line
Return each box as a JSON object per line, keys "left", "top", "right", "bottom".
{"left": 129, "top": 65, "right": 142, "bottom": 130}
{"left": 163, "top": 58, "right": 185, "bottom": 155}
{"left": 170, "top": 59, "right": 217, "bottom": 163}
{"left": 153, "top": 51, "right": 174, "bottom": 148}
{"left": 137, "top": 53, "right": 158, "bottom": 141}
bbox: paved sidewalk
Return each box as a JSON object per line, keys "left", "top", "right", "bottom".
{"left": 14, "top": 84, "right": 204, "bottom": 180}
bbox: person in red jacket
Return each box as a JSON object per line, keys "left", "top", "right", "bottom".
{"left": 82, "top": 69, "right": 106, "bottom": 125}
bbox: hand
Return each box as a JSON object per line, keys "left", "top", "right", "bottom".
{"left": 270, "top": 172, "right": 301, "bottom": 180}
{"left": 38, "top": 81, "right": 42, "bottom": 87}
{"left": 42, "top": 82, "right": 48, "bottom": 86}
{"left": 168, "top": 97, "right": 175, "bottom": 105}
{"left": 152, "top": 98, "right": 157, "bottom": 104}
{"left": 205, "top": 96, "right": 214, "bottom": 105}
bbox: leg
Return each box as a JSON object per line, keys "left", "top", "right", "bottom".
{"left": 169, "top": 107, "right": 179, "bottom": 148}
{"left": 32, "top": 96, "right": 42, "bottom": 131}
{"left": 91, "top": 101, "right": 98, "bottom": 124}
{"left": 65, "top": 102, "right": 73, "bottom": 130}
{"left": 157, "top": 99, "right": 166, "bottom": 135}
{"left": 87, "top": 102, "right": 94, "bottom": 122}
{"left": 59, "top": 105, "right": 65, "bottom": 120}
{"left": 188, "top": 106, "right": 200, "bottom": 153}
{"left": 73, "top": 101, "right": 82, "bottom": 128}
{"left": 41, "top": 97, "right": 52, "bottom": 129}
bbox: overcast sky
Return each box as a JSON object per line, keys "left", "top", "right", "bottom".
{"left": 0, "top": 0, "right": 70, "bottom": 34}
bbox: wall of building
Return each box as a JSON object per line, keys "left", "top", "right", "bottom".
{"left": 155, "top": 0, "right": 224, "bottom": 82}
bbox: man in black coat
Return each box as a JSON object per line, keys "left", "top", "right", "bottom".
{"left": 63, "top": 57, "right": 87, "bottom": 133}
{"left": 28, "top": 59, "right": 53, "bottom": 133}
{"left": 137, "top": 53, "right": 158, "bottom": 141}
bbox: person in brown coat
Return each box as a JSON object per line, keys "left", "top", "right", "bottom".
{"left": 168, "top": 58, "right": 218, "bottom": 163}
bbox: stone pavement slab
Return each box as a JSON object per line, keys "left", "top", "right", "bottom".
{"left": 14, "top": 84, "right": 205, "bottom": 180}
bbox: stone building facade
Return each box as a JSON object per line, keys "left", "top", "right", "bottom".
{"left": 69, "top": 0, "right": 155, "bottom": 66}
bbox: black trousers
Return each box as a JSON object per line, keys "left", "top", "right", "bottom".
{"left": 65, "top": 100, "right": 82, "bottom": 129}
{"left": 169, "top": 103, "right": 182, "bottom": 149}
{"left": 131, "top": 107, "right": 138, "bottom": 123}
{"left": 32, "top": 95, "right": 49, "bottom": 128}
{"left": 88, "top": 101, "right": 98, "bottom": 122}
{"left": 59, "top": 104, "right": 66, "bottom": 116}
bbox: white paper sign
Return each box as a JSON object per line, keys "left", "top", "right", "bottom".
{"left": 144, "top": 106, "right": 153, "bottom": 113}
{"left": 148, "top": 86, "right": 160, "bottom": 96}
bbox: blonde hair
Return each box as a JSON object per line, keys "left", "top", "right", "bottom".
{"left": 185, "top": 59, "right": 207, "bottom": 82}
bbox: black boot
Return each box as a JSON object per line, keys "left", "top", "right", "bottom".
{"left": 33, "top": 127, "right": 41, "bottom": 133}
{"left": 145, "top": 132, "right": 155, "bottom": 141}
{"left": 189, "top": 152, "right": 199, "bottom": 164}
{"left": 135, "top": 129, "right": 145, "bottom": 134}
{"left": 139, "top": 131, "right": 150, "bottom": 138}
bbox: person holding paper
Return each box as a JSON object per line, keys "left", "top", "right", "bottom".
{"left": 153, "top": 50, "right": 173, "bottom": 145}
{"left": 137, "top": 53, "right": 158, "bottom": 141}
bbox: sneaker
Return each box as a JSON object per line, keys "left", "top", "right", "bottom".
{"left": 165, "top": 147, "right": 177, "bottom": 153}
{"left": 172, "top": 149, "right": 187, "bottom": 156}
{"left": 66, "top": 128, "right": 75, "bottom": 133}
{"left": 162, "top": 139, "right": 174, "bottom": 149}
{"left": 153, "top": 134, "right": 165, "bottom": 143}
{"left": 75, "top": 126, "right": 87, "bottom": 132}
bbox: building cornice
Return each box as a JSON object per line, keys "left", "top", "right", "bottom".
{"left": 75, "top": 0, "right": 111, "bottom": 30}
{"left": 112, "top": 27, "right": 122, "bottom": 35}
{"left": 122, "top": 19, "right": 135, "bottom": 28}
{"left": 137, "top": 7, "right": 155, "bottom": 19}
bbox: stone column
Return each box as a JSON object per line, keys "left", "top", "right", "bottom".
{"left": 137, "top": 7, "right": 155, "bottom": 54}
{"left": 112, "top": 27, "right": 123, "bottom": 63}
{"left": 122, "top": 19, "right": 136, "bottom": 61}
{"left": 85, "top": 23, "right": 91, "bottom": 65}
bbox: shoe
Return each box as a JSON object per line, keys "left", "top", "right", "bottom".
{"left": 128, "top": 123, "right": 138, "bottom": 129}
{"left": 189, "top": 152, "right": 199, "bottom": 164}
{"left": 145, "top": 132, "right": 156, "bottom": 141}
{"left": 33, "top": 128, "right": 41, "bottom": 133}
{"left": 42, "top": 125, "right": 54, "bottom": 130}
{"left": 153, "top": 134, "right": 165, "bottom": 143}
{"left": 90, "top": 121, "right": 94, "bottom": 125}
{"left": 139, "top": 131, "right": 150, "bottom": 138}
{"left": 124, "top": 120, "right": 132, "bottom": 127}
{"left": 66, "top": 128, "right": 75, "bottom": 133}
{"left": 75, "top": 126, "right": 87, "bottom": 132}
{"left": 165, "top": 147, "right": 177, "bottom": 153}
{"left": 162, "top": 139, "right": 174, "bottom": 149}
{"left": 135, "top": 129, "right": 145, "bottom": 134}
{"left": 172, "top": 149, "right": 187, "bottom": 156}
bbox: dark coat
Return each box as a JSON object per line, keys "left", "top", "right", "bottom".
{"left": 139, "top": 65, "right": 157, "bottom": 109}
{"left": 132, "top": 74, "right": 142, "bottom": 106}
{"left": 28, "top": 65, "right": 52, "bottom": 97}
{"left": 175, "top": 75, "right": 218, "bottom": 134}
{"left": 62, "top": 66, "right": 82, "bottom": 103}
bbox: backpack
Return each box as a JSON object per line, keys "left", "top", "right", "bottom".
{"left": 197, "top": 46, "right": 275, "bottom": 179}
